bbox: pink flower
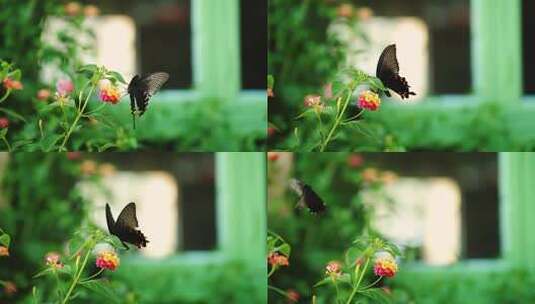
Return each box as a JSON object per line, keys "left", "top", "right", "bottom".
{"left": 303, "top": 94, "right": 322, "bottom": 108}
{"left": 347, "top": 154, "right": 364, "bottom": 168}
{"left": 358, "top": 90, "right": 381, "bottom": 111}
{"left": 95, "top": 250, "right": 120, "bottom": 271}
{"left": 0, "top": 117, "right": 9, "bottom": 129}
{"left": 98, "top": 80, "right": 121, "bottom": 104}
{"left": 45, "top": 252, "right": 64, "bottom": 269}
{"left": 0, "top": 246, "right": 9, "bottom": 257}
{"left": 3, "top": 78, "right": 23, "bottom": 90}
{"left": 56, "top": 79, "right": 74, "bottom": 97}
{"left": 325, "top": 261, "right": 342, "bottom": 276}
{"left": 37, "top": 89, "right": 51, "bottom": 101}
{"left": 286, "top": 289, "right": 300, "bottom": 303}
{"left": 373, "top": 252, "right": 398, "bottom": 278}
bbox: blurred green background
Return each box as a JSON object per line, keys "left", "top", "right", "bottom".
{"left": 0, "top": 152, "right": 266, "bottom": 303}
{"left": 267, "top": 152, "right": 535, "bottom": 303}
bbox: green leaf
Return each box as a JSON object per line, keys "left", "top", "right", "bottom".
{"left": 0, "top": 107, "right": 27, "bottom": 122}
{"left": 359, "top": 288, "right": 392, "bottom": 303}
{"left": 33, "top": 268, "right": 53, "bottom": 279}
{"left": 77, "top": 64, "right": 98, "bottom": 73}
{"left": 80, "top": 280, "right": 120, "bottom": 303}
{"left": 108, "top": 71, "right": 127, "bottom": 84}
{"left": 0, "top": 233, "right": 10, "bottom": 247}
{"left": 267, "top": 75, "right": 275, "bottom": 89}
{"left": 313, "top": 276, "right": 332, "bottom": 288}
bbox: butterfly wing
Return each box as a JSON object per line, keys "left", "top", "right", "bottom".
{"left": 128, "top": 72, "right": 169, "bottom": 117}
{"left": 113, "top": 202, "right": 148, "bottom": 248}
{"left": 289, "top": 179, "right": 327, "bottom": 214}
{"left": 302, "top": 184, "right": 327, "bottom": 214}
{"left": 105, "top": 203, "right": 116, "bottom": 234}
{"left": 376, "top": 44, "right": 415, "bottom": 99}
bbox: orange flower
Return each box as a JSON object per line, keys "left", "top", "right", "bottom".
{"left": 98, "top": 163, "right": 116, "bottom": 176}
{"left": 362, "top": 168, "right": 379, "bottom": 183}
{"left": 268, "top": 152, "right": 279, "bottom": 161}
{"left": 3, "top": 281, "right": 17, "bottom": 295}
{"left": 80, "top": 160, "right": 97, "bottom": 176}
{"left": 64, "top": 2, "right": 82, "bottom": 16}
{"left": 37, "top": 89, "right": 51, "bottom": 101}
{"left": 358, "top": 90, "right": 381, "bottom": 111}
{"left": 98, "top": 80, "right": 122, "bottom": 104}
{"left": 0, "top": 246, "right": 9, "bottom": 257}
{"left": 373, "top": 251, "right": 398, "bottom": 278}
{"left": 337, "top": 4, "right": 354, "bottom": 18}
{"left": 3, "top": 77, "right": 23, "bottom": 90}
{"left": 268, "top": 252, "right": 289, "bottom": 267}
{"left": 84, "top": 5, "right": 100, "bottom": 17}
{"left": 95, "top": 250, "right": 120, "bottom": 271}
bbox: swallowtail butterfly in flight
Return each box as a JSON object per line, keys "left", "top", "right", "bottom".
{"left": 106, "top": 202, "right": 148, "bottom": 250}
{"left": 376, "top": 44, "right": 416, "bottom": 99}
{"left": 289, "top": 179, "right": 327, "bottom": 214}
{"left": 127, "top": 72, "right": 169, "bottom": 129}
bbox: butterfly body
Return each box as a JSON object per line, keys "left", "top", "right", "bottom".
{"left": 127, "top": 72, "right": 169, "bottom": 129}
{"left": 106, "top": 202, "right": 148, "bottom": 250}
{"left": 289, "top": 179, "right": 327, "bottom": 214}
{"left": 376, "top": 44, "right": 416, "bottom": 99}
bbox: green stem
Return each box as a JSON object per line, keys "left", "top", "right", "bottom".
{"left": 346, "top": 258, "right": 370, "bottom": 304}
{"left": 61, "top": 249, "right": 91, "bottom": 304}
{"left": 268, "top": 285, "right": 288, "bottom": 298}
{"left": 54, "top": 270, "right": 64, "bottom": 299}
{"left": 358, "top": 276, "right": 382, "bottom": 291}
{"left": 333, "top": 277, "right": 342, "bottom": 304}
{"left": 0, "top": 89, "right": 11, "bottom": 103}
{"left": 80, "top": 268, "right": 104, "bottom": 283}
{"left": 319, "top": 89, "right": 353, "bottom": 151}
{"left": 58, "top": 84, "right": 95, "bottom": 151}
{"left": 1, "top": 135, "right": 11, "bottom": 151}
{"left": 268, "top": 265, "right": 278, "bottom": 278}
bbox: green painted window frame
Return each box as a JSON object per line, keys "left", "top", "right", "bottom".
{"left": 108, "top": 0, "right": 266, "bottom": 139}
{"left": 395, "top": 152, "right": 535, "bottom": 295}
{"left": 113, "top": 152, "right": 267, "bottom": 301}
{"left": 367, "top": 0, "right": 535, "bottom": 149}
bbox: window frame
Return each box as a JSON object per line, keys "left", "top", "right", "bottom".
{"left": 394, "top": 152, "right": 535, "bottom": 293}
{"left": 107, "top": 0, "right": 266, "bottom": 139}
{"left": 366, "top": 0, "right": 535, "bottom": 149}
{"left": 114, "top": 152, "right": 266, "bottom": 300}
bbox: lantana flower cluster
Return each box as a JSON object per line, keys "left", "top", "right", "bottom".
{"left": 95, "top": 250, "right": 120, "bottom": 271}
{"left": 357, "top": 90, "right": 381, "bottom": 111}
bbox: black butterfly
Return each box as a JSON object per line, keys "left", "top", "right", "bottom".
{"left": 289, "top": 179, "right": 327, "bottom": 214}
{"left": 376, "top": 44, "right": 416, "bottom": 99}
{"left": 127, "top": 72, "right": 169, "bottom": 129}
{"left": 106, "top": 202, "right": 149, "bottom": 250}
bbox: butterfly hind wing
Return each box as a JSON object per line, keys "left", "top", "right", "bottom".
{"left": 376, "top": 44, "right": 415, "bottom": 99}
{"left": 302, "top": 184, "right": 327, "bottom": 214}
{"left": 114, "top": 202, "right": 149, "bottom": 248}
